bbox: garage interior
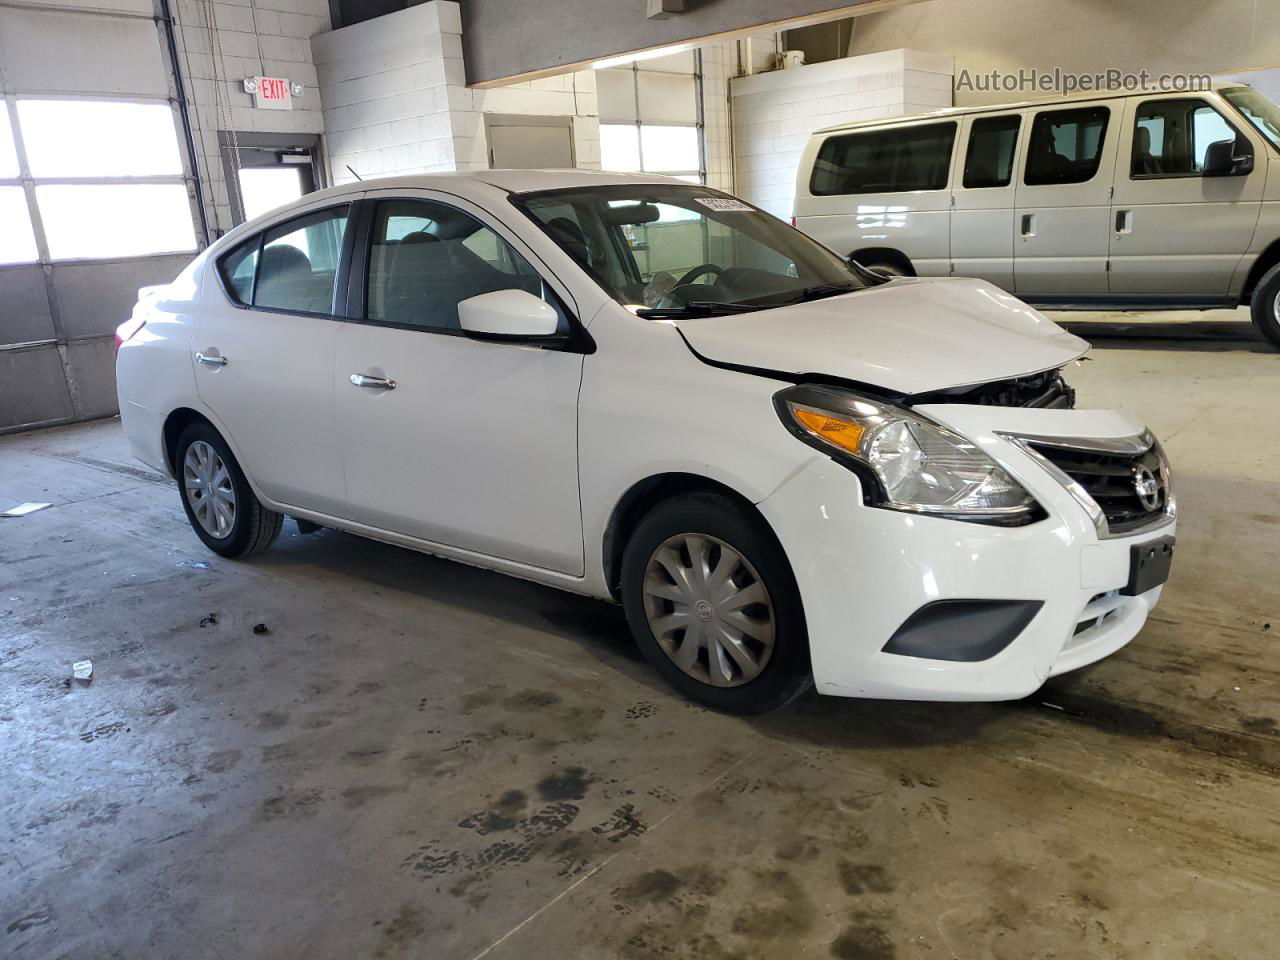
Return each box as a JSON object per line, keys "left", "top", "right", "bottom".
{"left": 3, "top": 0, "right": 1279, "bottom": 957}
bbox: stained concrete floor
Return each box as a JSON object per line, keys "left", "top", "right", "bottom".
{"left": 3, "top": 312, "right": 1279, "bottom": 960}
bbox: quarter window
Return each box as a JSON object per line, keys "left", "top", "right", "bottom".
{"left": 1132, "top": 99, "right": 1242, "bottom": 178}
{"left": 963, "top": 115, "right": 1020, "bottom": 189}
{"left": 811, "top": 122, "right": 957, "bottom": 196}
{"left": 219, "top": 238, "right": 259, "bottom": 305}
{"left": 365, "top": 199, "right": 563, "bottom": 333}
{"left": 1024, "top": 107, "right": 1109, "bottom": 185}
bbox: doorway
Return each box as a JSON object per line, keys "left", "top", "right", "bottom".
{"left": 218, "top": 132, "right": 326, "bottom": 227}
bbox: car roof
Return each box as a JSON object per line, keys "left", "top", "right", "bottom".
{"left": 306, "top": 168, "right": 692, "bottom": 202}
{"left": 812, "top": 80, "right": 1253, "bottom": 136}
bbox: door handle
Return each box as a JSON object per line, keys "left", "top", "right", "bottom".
{"left": 349, "top": 372, "right": 396, "bottom": 390}
{"left": 195, "top": 351, "right": 228, "bottom": 367}
{"left": 1115, "top": 209, "right": 1133, "bottom": 234}
{"left": 1020, "top": 213, "right": 1035, "bottom": 237}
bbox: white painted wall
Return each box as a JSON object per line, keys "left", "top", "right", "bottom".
{"left": 171, "top": 0, "right": 332, "bottom": 233}
{"left": 312, "top": 1, "right": 599, "bottom": 186}
{"left": 730, "top": 48, "right": 953, "bottom": 218}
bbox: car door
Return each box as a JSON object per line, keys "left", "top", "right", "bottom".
{"left": 193, "top": 202, "right": 355, "bottom": 515}
{"left": 333, "top": 191, "right": 586, "bottom": 575}
{"left": 951, "top": 112, "right": 1022, "bottom": 290}
{"left": 1013, "top": 102, "right": 1118, "bottom": 295}
{"left": 1109, "top": 94, "right": 1264, "bottom": 296}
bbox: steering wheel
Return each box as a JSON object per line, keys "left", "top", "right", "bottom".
{"left": 676, "top": 263, "right": 724, "bottom": 287}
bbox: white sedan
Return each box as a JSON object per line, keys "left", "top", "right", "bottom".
{"left": 115, "top": 171, "right": 1176, "bottom": 713}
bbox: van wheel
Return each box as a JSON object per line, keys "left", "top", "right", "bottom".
{"left": 620, "top": 492, "right": 812, "bottom": 714}
{"left": 1250, "top": 263, "right": 1280, "bottom": 350}
{"left": 175, "top": 422, "right": 282, "bottom": 558}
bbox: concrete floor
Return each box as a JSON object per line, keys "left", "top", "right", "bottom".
{"left": 3, "top": 312, "right": 1279, "bottom": 959}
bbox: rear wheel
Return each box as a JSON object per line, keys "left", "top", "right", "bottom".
{"left": 1250, "top": 262, "right": 1280, "bottom": 350}
{"left": 175, "top": 422, "right": 282, "bottom": 558}
{"left": 620, "top": 492, "right": 811, "bottom": 714}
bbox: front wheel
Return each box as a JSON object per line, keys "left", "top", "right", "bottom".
{"left": 175, "top": 422, "right": 282, "bottom": 558}
{"left": 1250, "top": 262, "right": 1280, "bottom": 350}
{"left": 620, "top": 492, "right": 811, "bottom": 714}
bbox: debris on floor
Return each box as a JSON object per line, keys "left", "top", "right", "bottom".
{"left": 200, "top": 613, "right": 218, "bottom": 628}
{"left": 178, "top": 560, "right": 211, "bottom": 570}
{"left": 1, "top": 502, "right": 53, "bottom": 517}
{"left": 253, "top": 623, "right": 269, "bottom": 635}
{"left": 72, "top": 660, "right": 94, "bottom": 685}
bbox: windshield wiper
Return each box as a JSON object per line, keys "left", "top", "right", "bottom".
{"left": 781, "top": 283, "right": 861, "bottom": 304}
{"left": 635, "top": 301, "right": 765, "bottom": 318}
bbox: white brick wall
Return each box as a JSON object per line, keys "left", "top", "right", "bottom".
{"left": 313, "top": 1, "right": 599, "bottom": 186}
{"left": 171, "top": 0, "right": 331, "bottom": 233}
{"left": 730, "top": 49, "right": 953, "bottom": 218}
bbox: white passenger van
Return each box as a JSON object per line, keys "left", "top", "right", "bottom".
{"left": 795, "top": 83, "right": 1280, "bottom": 348}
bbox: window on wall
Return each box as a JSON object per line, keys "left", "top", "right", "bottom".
{"left": 597, "top": 51, "right": 703, "bottom": 181}
{"left": 0, "top": 98, "right": 196, "bottom": 264}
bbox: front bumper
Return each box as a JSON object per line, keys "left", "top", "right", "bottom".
{"left": 756, "top": 404, "right": 1174, "bottom": 701}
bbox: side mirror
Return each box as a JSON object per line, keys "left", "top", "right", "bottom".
{"left": 457, "top": 289, "right": 560, "bottom": 340}
{"left": 1203, "top": 138, "right": 1253, "bottom": 177}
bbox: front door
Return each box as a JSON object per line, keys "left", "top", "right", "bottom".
{"left": 1013, "top": 102, "right": 1118, "bottom": 295}
{"left": 951, "top": 112, "right": 1022, "bottom": 290}
{"left": 334, "top": 192, "right": 586, "bottom": 575}
{"left": 1109, "top": 95, "right": 1264, "bottom": 295}
{"left": 193, "top": 202, "right": 353, "bottom": 515}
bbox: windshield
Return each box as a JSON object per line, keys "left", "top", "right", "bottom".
{"left": 512, "top": 185, "right": 870, "bottom": 316}
{"left": 1223, "top": 87, "right": 1280, "bottom": 152}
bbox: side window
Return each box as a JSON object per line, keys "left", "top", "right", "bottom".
{"left": 219, "top": 237, "right": 259, "bottom": 305}
{"left": 1132, "top": 98, "right": 1241, "bottom": 178}
{"left": 963, "top": 115, "right": 1021, "bottom": 189}
{"left": 366, "top": 198, "right": 565, "bottom": 333}
{"left": 810, "top": 122, "right": 957, "bottom": 195}
{"left": 255, "top": 205, "right": 350, "bottom": 315}
{"left": 1024, "top": 107, "right": 1109, "bottom": 186}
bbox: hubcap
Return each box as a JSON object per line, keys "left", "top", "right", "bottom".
{"left": 641, "top": 534, "right": 775, "bottom": 687}
{"left": 183, "top": 440, "right": 236, "bottom": 539}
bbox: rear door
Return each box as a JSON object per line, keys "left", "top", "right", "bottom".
{"left": 1109, "top": 94, "right": 1263, "bottom": 295}
{"left": 1013, "top": 102, "right": 1118, "bottom": 295}
{"left": 951, "top": 112, "right": 1022, "bottom": 289}
{"left": 193, "top": 202, "right": 355, "bottom": 516}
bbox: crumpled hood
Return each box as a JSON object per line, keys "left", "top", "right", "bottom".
{"left": 675, "top": 277, "right": 1088, "bottom": 395}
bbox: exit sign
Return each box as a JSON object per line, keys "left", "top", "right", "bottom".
{"left": 243, "top": 76, "right": 299, "bottom": 110}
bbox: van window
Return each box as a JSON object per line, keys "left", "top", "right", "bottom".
{"left": 963, "top": 115, "right": 1020, "bottom": 188}
{"left": 1024, "top": 107, "right": 1109, "bottom": 186}
{"left": 811, "top": 122, "right": 957, "bottom": 196}
{"left": 1132, "top": 99, "right": 1241, "bottom": 177}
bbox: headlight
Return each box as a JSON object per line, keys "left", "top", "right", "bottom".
{"left": 775, "top": 385, "right": 1039, "bottom": 523}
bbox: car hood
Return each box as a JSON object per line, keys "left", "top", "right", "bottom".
{"left": 675, "top": 277, "right": 1089, "bottom": 395}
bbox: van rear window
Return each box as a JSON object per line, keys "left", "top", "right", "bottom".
{"left": 810, "top": 122, "right": 956, "bottom": 196}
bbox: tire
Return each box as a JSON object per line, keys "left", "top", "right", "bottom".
{"left": 1250, "top": 262, "right": 1280, "bottom": 350}
{"left": 620, "top": 491, "right": 812, "bottom": 714}
{"left": 853, "top": 256, "right": 910, "bottom": 279}
{"left": 175, "top": 422, "right": 282, "bottom": 559}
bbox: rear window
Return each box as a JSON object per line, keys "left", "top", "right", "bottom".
{"left": 810, "top": 122, "right": 956, "bottom": 196}
{"left": 963, "top": 115, "right": 1020, "bottom": 189}
{"left": 215, "top": 204, "right": 350, "bottom": 314}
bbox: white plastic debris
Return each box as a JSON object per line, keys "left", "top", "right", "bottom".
{"left": 72, "top": 660, "right": 94, "bottom": 685}
{"left": 1, "top": 502, "right": 52, "bottom": 517}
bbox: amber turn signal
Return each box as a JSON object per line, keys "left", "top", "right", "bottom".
{"left": 792, "top": 407, "right": 865, "bottom": 455}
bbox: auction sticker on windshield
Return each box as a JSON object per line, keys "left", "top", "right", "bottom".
{"left": 695, "top": 198, "right": 754, "bottom": 212}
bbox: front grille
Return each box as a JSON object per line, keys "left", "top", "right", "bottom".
{"left": 1027, "top": 440, "right": 1169, "bottom": 535}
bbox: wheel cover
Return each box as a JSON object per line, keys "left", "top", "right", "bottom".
{"left": 183, "top": 440, "right": 236, "bottom": 539}
{"left": 641, "top": 533, "right": 776, "bottom": 687}
{"left": 1273, "top": 287, "right": 1280, "bottom": 325}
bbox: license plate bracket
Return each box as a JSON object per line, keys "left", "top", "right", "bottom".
{"left": 1122, "top": 535, "right": 1175, "bottom": 596}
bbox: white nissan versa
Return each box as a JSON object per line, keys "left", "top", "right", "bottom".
{"left": 115, "top": 171, "right": 1176, "bottom": 713}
